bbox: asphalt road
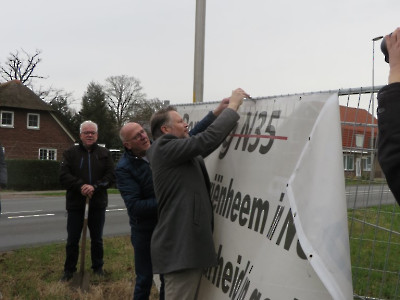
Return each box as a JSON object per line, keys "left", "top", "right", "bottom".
{"left": 0, "top": 184, "right": 396, "bottom": 252}
{"left": 345, "top": 183, "right": 396, "bottom": 209}
{"left": 0, "top": 192, "right": 130, "bottom": 252}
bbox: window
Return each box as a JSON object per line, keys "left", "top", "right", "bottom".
{"left": 1, "top": 111, "right": 14, "bottom": 128}
{"left": 39, "top": 148, "right": 57, "bottom": 161}
{"left": 362, "top": 156, "right": 372, "bottom": 171}
{"left": 343, "top": 154, "right": 354, "bottom": 171}
{"left": 27, "top": 113, "right": 40, "bottom": 129}
{"left": 355, "top": 134, "right": 364, "bottom": 148}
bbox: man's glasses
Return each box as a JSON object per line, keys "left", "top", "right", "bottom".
{"left": 130, "top": 129, "right": 146, "bottom": 141}
{"left": 82, "top": 131, "right": 97, "bottom": 135}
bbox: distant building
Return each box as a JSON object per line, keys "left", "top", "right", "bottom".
{"left": 0, "top": 80, "right": 75, "bottom": 161}
{"left": 340, "top": 105, "right": 382, "bottom": 178}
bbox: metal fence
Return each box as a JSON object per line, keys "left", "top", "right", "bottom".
{"left": 337, "top": 86, "right": 400, "bottom": 300}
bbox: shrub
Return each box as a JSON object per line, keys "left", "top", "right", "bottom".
{"left": 6, "top": 159, "right": 62, "bottom": 191}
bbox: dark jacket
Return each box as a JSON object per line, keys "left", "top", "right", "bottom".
{"left": 377, "top": 82, "right": 400, "bottom": 204}
{"left": 60, "top": 142, "right": 115, "bottom": 210}
{"left": 0, "top": 146, "right": 7, "bottom": 188}
{"left": 116, "top": 152, "right": 157, "bottom": 229}
{"left": 147, "top": 108, "right": 240, "bottom": 274}
{"left": 115, "top": 111, "right": 218, "bottom": 230}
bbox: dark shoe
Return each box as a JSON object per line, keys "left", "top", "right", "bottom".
{"left": 60, "top": 271, "right": 74, "bottom": 282}
{"left": 93, "top": 268, "right": 104, "bottom": 276}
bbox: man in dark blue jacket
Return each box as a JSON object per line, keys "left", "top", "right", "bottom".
{"left": 115, "top": 99, "right": 229, "bottom": 300}
{"left": 59, "top": 120, "right": 115, "bottom": 281}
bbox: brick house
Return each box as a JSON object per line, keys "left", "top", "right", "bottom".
{"left": 0, "top": 80, "right": 75, "bottom": 161}
{"left": 340, "top": 105, "right": 382, "bottom": 178}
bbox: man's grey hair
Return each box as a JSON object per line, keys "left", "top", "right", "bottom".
{"left": 80, "top": 120, "right": 98, "bottom": 133}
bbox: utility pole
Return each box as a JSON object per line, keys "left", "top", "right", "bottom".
{"left": 193, "top": 0, "right": 206, "bottom": 103}
{"left": 370, "top": 36, "right": 383, "bottom": 181}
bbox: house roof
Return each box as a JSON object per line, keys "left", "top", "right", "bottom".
{"left": 0, "top": 80, "right": 52, "bottom": 111}
{"left": 340, "top": 105, "right": 377, "bottom": 126}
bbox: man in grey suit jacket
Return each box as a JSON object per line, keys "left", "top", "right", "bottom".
{"left": 147, "top": 88, "right": 249, "bottom": 300}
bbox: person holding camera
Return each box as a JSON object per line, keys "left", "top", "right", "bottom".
{"left": 377, "top": 27, "right": 400, "bottom": 204}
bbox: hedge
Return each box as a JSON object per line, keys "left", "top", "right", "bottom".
{"left": 6, "top": 159, "right": 62, "bottom": 191}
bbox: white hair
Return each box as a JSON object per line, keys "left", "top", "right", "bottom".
{"left": 80, "top": 120, "right": 98, "bottom": 133}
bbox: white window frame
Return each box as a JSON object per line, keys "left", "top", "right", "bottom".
{"left": 343, "top": 154, "right": 354, "bottom": 171}
{"left": 1, "top": 110, "right": 14, "bottom": 128}
{"left": 362, "top": 156, "right": 372, "bottom": 172}
{"left": 39, "top": 148, "right": 57, "bottom": 161}
{"left": 27, "top": 113, "right": 40, "bottom": 129}
{"left": 355, "top": 134, "right": 364, "bottom": 148}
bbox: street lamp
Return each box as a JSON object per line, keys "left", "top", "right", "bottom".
{"left": 370, "top": 36, "right": 383, "bottom": 180}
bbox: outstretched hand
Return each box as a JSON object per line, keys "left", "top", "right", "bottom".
{"left": 228, "top": 88, "right": 250, "bottom": 111}
{"left": 213, "top": 97, "right": 230, "bottom": 116}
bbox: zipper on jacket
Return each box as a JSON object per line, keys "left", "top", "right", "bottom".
{"left": 88, "top": 152, "right": 92, "bottom": 184}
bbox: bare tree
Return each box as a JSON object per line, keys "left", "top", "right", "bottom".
{"left": 133, "top": 98, "right": 164, "bottom": 122}
{"left": 104, "top": 75, "right": 146, "bottom": 128}
{"left": 0, "top": 49, "right": 45, "bottom": 86}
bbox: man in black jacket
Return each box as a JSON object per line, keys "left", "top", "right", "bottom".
{"left": 59, "top": 120, "right": 115, "bottom": 281}
{"left": 377, "top": 27, "right": 400, "bottom": 204}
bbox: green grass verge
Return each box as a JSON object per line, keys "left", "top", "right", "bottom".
{"left": 0, "top": 235, "right": 159, "bottom": 300}
{"left": 349, "top": 204, "right": 400, "bottom": 299}
{"left": 1, "top": 204, "right": 399, "bottom": 299}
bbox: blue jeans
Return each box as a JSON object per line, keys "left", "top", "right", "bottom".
{"left": 131, "top": 226, "right": 164, "bottom": 300}
{"left": 64, "top": 208, "right": 105, "bottom": 273}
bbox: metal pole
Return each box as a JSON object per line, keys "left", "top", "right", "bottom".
{"left": 193, "top": 0, "right": 206, "bottom": 103}
{"left": 370, "top": 36, "right": 383, "bottom": 180}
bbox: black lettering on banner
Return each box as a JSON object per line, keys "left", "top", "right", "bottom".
{"left": 206, "top": 244, "right": 252, "bottom": 300}
{"left": 182, "top": 109, "right": 285, "bottom": 159}
{"left": 205, "top": 244, "right": 305, "bottom": 299}
{"left": 210, "top": 176, "right": 306, "bottom": 260}
{"left": 234, "top": 111, "right": 259, "bottom": 151}
{"left": 248, "top": 111, "right": 268, "bottom": 153}
{"left": 231, "top": 110, "right": 283, "bottom": 157}
{"left": 276, "top": 208, "right": 307, "bottom": 260}
{"left": 219, "top": 122, "right": 239, "bottom": 159}
{"left": 259, "top": 110, "right": 281, "bottom": 154}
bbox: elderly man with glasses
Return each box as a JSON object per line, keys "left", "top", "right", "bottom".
{"left": 59, "top": 120, "right": 115, "bottom": 282}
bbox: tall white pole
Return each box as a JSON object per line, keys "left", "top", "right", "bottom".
{"left": 193, "top": 0, "right": 206, "bottom": 103}
{"left": 370, "top": 36, "right": 383, "bottom": 180}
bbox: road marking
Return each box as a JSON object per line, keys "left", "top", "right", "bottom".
{"left": 8, "top": 213, "right": 55, "bottom": 219}
{"left": 1, "top": 210, "right": 43, "bottom": 215}
{"left": 106, "top": 208, "right": 126, "bottom": 212}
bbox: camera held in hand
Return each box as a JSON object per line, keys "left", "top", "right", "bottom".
{"left": 381, "top": 33, "right": 392, "bottom": 63}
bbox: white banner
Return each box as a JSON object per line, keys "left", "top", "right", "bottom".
{"left": 176, "top": 92, "right": 352, "bottom": 300}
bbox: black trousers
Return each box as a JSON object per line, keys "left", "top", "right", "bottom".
{"left": 131, "top": 225, "right": 165, "bottom": 300}
{"left": 64, "top": 208, "right": 105, "bottom": 273}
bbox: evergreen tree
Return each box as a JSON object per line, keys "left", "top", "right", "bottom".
{"left": 79, "top": 82, "right": 119, "bottom": 148}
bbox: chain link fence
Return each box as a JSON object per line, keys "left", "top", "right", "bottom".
{"left": 338, "top": 86, "right": 400, "bottom": 300}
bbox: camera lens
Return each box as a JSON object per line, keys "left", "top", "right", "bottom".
{"left": 381, "top": 38, "right": 389, "bottom": 63}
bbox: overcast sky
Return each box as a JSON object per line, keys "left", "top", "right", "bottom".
{"left": 1, "top": 0, "right": 399, "bottom": 108}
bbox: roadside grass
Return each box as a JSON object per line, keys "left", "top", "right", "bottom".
{"left": 349, "top": 204, "right": 400, "bottom": 299}
{"left": 2, "top": 203, "right": 400, "bottom": 299}
{"left": 0, "top": 235, "right": 159, "bottom": 300}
